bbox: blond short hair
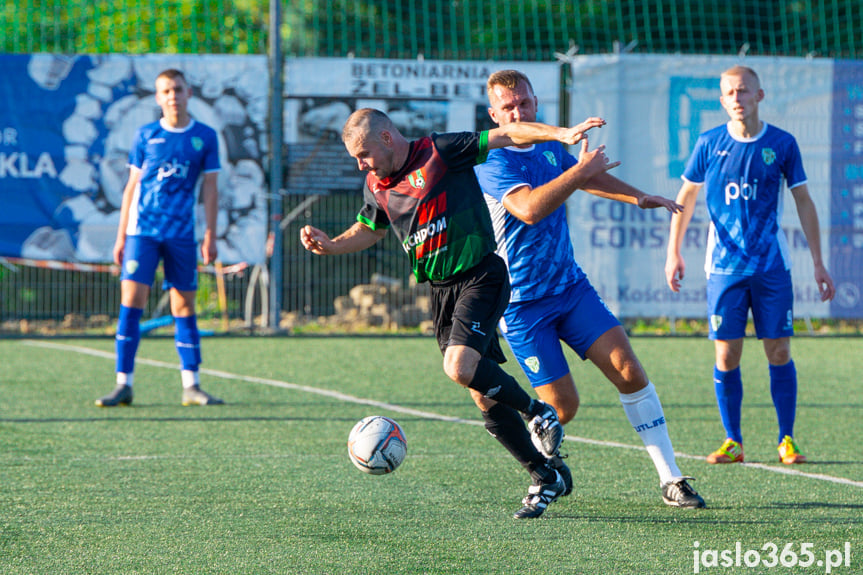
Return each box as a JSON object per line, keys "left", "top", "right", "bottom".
{"left": 486, "top": 69, "right": 535, "bottom": 98}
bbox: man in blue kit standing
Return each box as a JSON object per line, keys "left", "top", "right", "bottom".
{"left": 666, "top": 65, "right": 835, "bottom": 465}
{"left": 95, "top": 68, "right": 223, "bottom": 407}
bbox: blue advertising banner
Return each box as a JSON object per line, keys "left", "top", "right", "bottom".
{"left": 830, "top": 60, "right": 863, "bottom": 318}
{"left": 0, "top": 54, "right": 268, "bottom": 264}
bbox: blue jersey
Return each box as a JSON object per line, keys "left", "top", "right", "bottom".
{"left": 126, "top": 119, "right": 220, "bottom": 241}
{"left": 683, "top": 122, "right": 806, "bottom": 276}
{"left": 475, "top": 142, "right": 587, "bottom": 303}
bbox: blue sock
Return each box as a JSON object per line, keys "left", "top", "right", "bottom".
{"left": 769, "top": 360, "right": 797, "bottom": 443}
{"left": 115, "top": 305, "right": 143, "bottom": 376}
{"left": 714, "top": 366, "right": 743, "bottom": 444}
{"left": 174, "top": 315, "right": 202, "bottom": 371}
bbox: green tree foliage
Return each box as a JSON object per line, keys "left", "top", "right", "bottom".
{"left": 3, "top": 0, "right": 861, "bottom": 59}
{"left": 1, "top": 0, "right": 267, "bottom": 54}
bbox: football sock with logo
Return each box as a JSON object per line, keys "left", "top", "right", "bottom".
{"left": 769, "top": 360, "right": 797, "bottom": 443}
{"left": 619, "top": 382, "right": 681, "bottom": 484}
{"left": 468, "top": 357, "right": 533, "bottom": 415}
{"left": 174, "top": 315, "right": 202, "bottom": 388}
{"left": 481, "top": 403, "right": 551, "bottom": 484}
{"left": 115, "top": 305, "right": 143, "bottom": 385}
{"left": 713, "top": 366, "right": 744, "bottom": 444}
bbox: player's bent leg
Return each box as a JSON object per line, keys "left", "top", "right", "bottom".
{"left": 513, "top": 467, "right": 566, "bottom": 519}
{"left": 533, "top": 376, "right": 575, "bottom": 494}
{"left": 585, "top": 326, "right": 649, "bottom": 395}
{"left": 443, "top": 344, "right": 482, "bottom": 387}
{"left": 472, "top": 391, "right": 572, "bottom": 513}
{"left": 535, "top": 374, "right": 580, "bottom": 425}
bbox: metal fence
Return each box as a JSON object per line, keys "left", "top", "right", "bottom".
{"left": 2, "top": 1, "right": 862, "bottom": 334}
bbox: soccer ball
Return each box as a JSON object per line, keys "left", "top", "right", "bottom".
{"left": 347, "top": 415, "right": 407, "bottom": 475}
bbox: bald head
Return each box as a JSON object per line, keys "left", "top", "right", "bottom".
{"left": 342, "top": 108, "right": 398, "bottom": 147}
{"left": 341, "top": 108, "right": 408, "bottom": 180}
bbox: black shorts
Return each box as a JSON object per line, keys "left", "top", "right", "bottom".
{"left": 429, "top": 252, "right": 509, "bottom": 364}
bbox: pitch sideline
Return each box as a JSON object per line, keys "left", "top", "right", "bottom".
{"left": 24, "top": 339, "right": 863, "bottom": 489}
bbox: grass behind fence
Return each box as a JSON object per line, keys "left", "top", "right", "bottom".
{"left": 1, "top": 336, "right": 861, "bottom": 574}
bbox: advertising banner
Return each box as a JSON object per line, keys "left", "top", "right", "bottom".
{"left": 568, "top": 54, "right": 847, "bottom": 318}
{"left": 0, "top": 54, "right": 268, "bottom": 264}
{"left": 283, "top": 58, "right": 560, "bottom": 195}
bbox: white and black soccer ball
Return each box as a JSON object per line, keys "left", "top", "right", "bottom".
{"left": 347, "top": 415, "right": 407, "bottom": 475}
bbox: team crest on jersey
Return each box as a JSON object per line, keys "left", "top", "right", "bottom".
{"left": 191, "top": 136, "right": 204, "bottom": 151}
{"left": 542, "top": 151, "right": 557, "bottom": 166}
{"left": 408, "top": 169, "right": 426, "bottom": 189}
{"left": 525, "top": 356, "right": 541, "bottom": 374}
{"left": 761, "top": 147, "right": 776, "bottom": 165}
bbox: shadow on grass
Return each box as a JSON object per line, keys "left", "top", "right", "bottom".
{"left": 764, "top": 501, "right": 863, "bottom": 512}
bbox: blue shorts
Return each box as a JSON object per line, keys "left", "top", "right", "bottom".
{"left": 121, "top": 235, "right": 199, "bottom": 292}
{"left": 706, "top": 268, "right": 794, "bottom": 340}
{"left": 499, "top": 280, "right": 620, "bottom": 388}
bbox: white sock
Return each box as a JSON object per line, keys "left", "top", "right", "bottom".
{"left": 181, "top": 370, "right": 200, "bottom": 389}
{"left": 619, "top": 381, "right": 682, "bottom": 484}
{"left": 117, "top": 372, "right": 133, "bottom": 387}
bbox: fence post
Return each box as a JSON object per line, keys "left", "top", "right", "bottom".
{"left": 267, "top": 0, "right": 285, "bottom": 330}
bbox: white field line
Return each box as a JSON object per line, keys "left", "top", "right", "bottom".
{"left": 23, "top": 339, "right": 863, "bottom": 489}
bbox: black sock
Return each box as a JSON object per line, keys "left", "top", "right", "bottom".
{"left": 482, "top": 403, "right": 550, "bottom": 483}
{"left": 469, "top": 357, "right": 534, "bottom": 415}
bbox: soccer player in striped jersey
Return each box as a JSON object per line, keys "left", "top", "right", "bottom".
{"left": 95, "top": 69, "right": 223, "bottom": 408}
{"left": 301, "top": 108, "right": 604, "bottom": 518}
{"left": 476, "top": 69, "right": 705, "bottom": 509}
{"left": 666, "top": 66, "right": 835, "bottom": 464}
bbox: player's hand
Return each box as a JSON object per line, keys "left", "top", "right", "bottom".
{"left": 638, "top": 194, "right": 684, "bottom": 213}
{"left": 814, "top": 263, "right": 835, "bottom": 302}
{"left": 300, "top": 225, "right": 333, "bottom": 255}
{"left": 560, "top": 116, "right": 605, "bottom": 145}
{"left": 201, "top": 230, "right": 217, "bottom": 265}
{"left": 577, "top": 137, "right": 620, "bottom": 178}
{"left": 112, "top": 237, "right": 125, "bottom": 267}
{"left": 665, "top": 254, "right": 685, "bottom": 293}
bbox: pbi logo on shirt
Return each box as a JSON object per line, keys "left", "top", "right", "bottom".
{"left": 724, "top": 178, "right": 758, "bottom": 205}
{"left": 157, "top": 159, "right": 191, "bottom": 182}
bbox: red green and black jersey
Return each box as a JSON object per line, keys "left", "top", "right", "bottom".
{"left": 357, "top": 131, "right": 496, "bottom": 283}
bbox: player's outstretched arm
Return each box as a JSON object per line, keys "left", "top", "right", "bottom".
{"left": 300, "top": 222, "right": 385, "bottom": 256}
{"left": 581, "top": 174, "right": 682, "bottom": 214}
{"left": 487, "top": 117, "right": 605, "bottom": 149}
{"left": 665, "top": 180, "right": 701, "bottom": 293}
